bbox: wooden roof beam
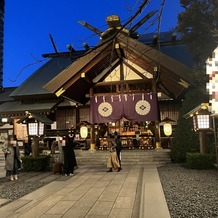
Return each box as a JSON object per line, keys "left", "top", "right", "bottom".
{"left": 85, "top": 89, "right": 150, "bottom": 98}
{"left": 95, "top": 78, "right": 152, "bottom": 86}
{"left": 92, "top": 58, "right": 121, "bottom": 83}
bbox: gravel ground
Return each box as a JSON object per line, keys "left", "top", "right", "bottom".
{"left": 158, "top": 163, "right": 218, "bottom": 218}
{"left": 0, "top": 181, "right": 47, "bottom": 203}
{"left": 0, "top": 171, "right": 71, "bottom": 207}
{"left": 0, "top": 172, "right": 50, "bottom": 206}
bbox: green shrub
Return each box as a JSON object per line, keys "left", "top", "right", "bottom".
{"left": 21, "top": 155, "right": 51, "bottom": 172}
{"left": 186, "top": 152, "right": 216, "bottom": 170}
{"left": 171, "top": 86, "right": 208, "bottom": 163}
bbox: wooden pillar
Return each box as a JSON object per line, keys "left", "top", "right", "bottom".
{"left": 90, "top": 88, "right": 96, "bottom": 151}
{"left": 199, "top": 131, "right": 208, "bottom": 154}
{"left": 153, "top": 67, "right": 161, "bottom": 149}
{"left": 120, "top": 62, "right": 124, "bottom": 92}
{"left": 154, "top": 123, "right": 161, "bottom": 149}
{"left": 32, "top": 135, "right": 39, "bottom": 157}
{"left": 75, "top": 104, "right": 80, "bottom": 124}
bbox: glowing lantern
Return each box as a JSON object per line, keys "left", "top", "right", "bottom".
{"left": 161, "top": 117, "right": 175, "bottom": 136}
{"left": 80, "top": 126, "right": 88, "bottom": 139}
{"left": 163, "top": 123, "right": 172, "bottom": 136}
{"left": 192, "top": 106, "right": 211, "bottom": 131}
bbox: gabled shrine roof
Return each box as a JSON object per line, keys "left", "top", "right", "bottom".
{"left": 44, "top": 32, "right": 193, "bottom": 104}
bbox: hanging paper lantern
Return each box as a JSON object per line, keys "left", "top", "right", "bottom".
{"left": 163, "top": 123, "right": 172, "bottom": 136}
{"left": 80, "top": 126, "right": 88, "bottom": 139}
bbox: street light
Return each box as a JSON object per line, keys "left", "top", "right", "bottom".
{"left": 184, "top": 103, "right": 212, "bottom": 154}
{"left": 27, "top": 120, "right": 45, "bottom": 136}
{"left": 193, "top": 108, "right": 212, "bottom": 154}
{"left": 17, "top": 111, "right": 53, "bottom": 157}
{"left": 193, "top": 110, "right": 211, "bottom": 131}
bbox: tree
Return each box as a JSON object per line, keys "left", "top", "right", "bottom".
{"left": 170, "top": 1, "right": 217, "bottom": 161}
{"left": 177, "top": 0, "right": 218, "bottom": 64}
{"left": 171, "top": 87, "right": 208, "bottom": 162}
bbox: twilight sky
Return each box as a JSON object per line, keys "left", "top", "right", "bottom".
{"left": 3, "top": 0, "right": 183, "bottom": 88}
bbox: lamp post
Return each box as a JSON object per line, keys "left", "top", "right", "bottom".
{"left": 192, "top": 107, "right": 211, "bottom": 154}
{"left": 17, "top": 111, "right": 53, "bottom": 157}
{"left": 27, "top": 119, "right": 45, "bottom": 157}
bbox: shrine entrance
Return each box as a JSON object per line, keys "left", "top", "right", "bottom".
{"left": 44, "top": 15, "right": 193, "bottom": 150}
{"left": 90, "top": 92, "right": 159, "bottom": 150}
{"left": 97, "top": 119, "right": 155, "bottom": 150}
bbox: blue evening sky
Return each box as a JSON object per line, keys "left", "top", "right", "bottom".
{"left": 3, "top": 0, "right": 184, "bottom": 88}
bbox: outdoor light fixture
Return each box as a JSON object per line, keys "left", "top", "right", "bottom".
{"left": 163, "top": 123, "right": 172, "bottom": 136}
{"left": 17, "top": 111, "right": 53, "bottom": 136}
{"left": 27, "top": 121, "right": 45, "bottom": 136}
{"left": 76, "top": 121, "right": 90, "bottom": 140}
{"left": 193, "top": 108, "right": 211, "bottom": 154}
{"left": 17, "top": 111, "right": 53, "bottom": 157}
{"left": 185, "top": 103, "right": 212, "bottom": 154}
{"left": 192, "top": 108, "right": 211, "bottom": 131}
{"left": 80, "top": 125, "right": 88, "bottom": 139}
{"left": 161, "top": 117, "right": 175, "bottom": 136}
{"left": 1, "top": 118, "right": 8, "bottom": 123}
{"left": 81, "top": 72, "right": 86, "bottom": 78}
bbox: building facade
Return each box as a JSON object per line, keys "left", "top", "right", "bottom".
{"left": 0, "top": 15, "right": 194, "bottom": 150}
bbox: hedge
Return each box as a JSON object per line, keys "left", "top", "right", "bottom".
{"left": 186, "top": 152, "right": 216, "bottom": 170}
{"left": 21, "top": 155, "right": 51, "bottom": 172}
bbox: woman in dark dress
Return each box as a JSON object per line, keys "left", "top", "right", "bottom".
{"left": 63, "top": 130, "right": 77, "bottom": 176}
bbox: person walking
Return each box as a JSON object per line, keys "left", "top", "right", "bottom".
{"left": 106, "top": 134, "right": 121, "bottom": 172}
{"left": 63, "top": 129, "right": 77, "bottom": 176}
{"left": 114, "top": 132, "right": 122, "bottom": 170}
{"left": 2, "top": 136, "right": 21, "bottom": 181}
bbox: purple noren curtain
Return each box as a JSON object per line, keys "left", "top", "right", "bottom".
{"left": 90, "top": 93, "right": 159, "bottom": 124}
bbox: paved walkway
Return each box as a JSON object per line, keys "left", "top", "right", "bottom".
{"left": 0, "top": 164, "right": 170, "bottom": 218}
